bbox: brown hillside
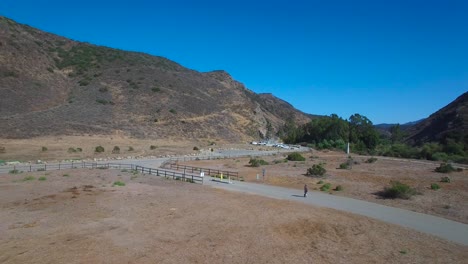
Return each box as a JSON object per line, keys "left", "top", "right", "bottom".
{"left": 0, "top": 16, "right": 310, "bottom": 141}
{"left": 405, "top": 91, "right": 468, "bottom": 145}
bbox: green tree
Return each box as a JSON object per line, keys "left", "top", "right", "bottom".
{"left": 390, "top": 124, "right": 404, "bottom": 144}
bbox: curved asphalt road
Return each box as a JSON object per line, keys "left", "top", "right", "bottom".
{"left": 204, "top": 176, "right": 468, "bottom": 246}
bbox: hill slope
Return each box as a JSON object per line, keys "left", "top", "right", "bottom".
{"left": 405, "top": 92, "right": 468, "bottom": 146}
{"left": 0, "top": 16, "right": 311, "bottom": 141}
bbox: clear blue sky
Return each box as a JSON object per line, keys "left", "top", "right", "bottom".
{"left": 1, "top": 0, "right": 467, "bottom": 124}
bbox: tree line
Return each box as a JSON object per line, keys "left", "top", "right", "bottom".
{"left": 277, "top": 114, "right": 467, "bottom": 164}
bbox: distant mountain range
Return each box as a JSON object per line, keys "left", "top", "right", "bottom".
{"left": 375, "top": 119, "right": 425, "bottom": 130}
{"left": 0, "top": 16, "right": 311, "bottom": 141}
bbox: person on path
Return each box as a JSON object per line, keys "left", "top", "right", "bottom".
{"left": 304, "top": 184, "right": 308, "bottom": 197}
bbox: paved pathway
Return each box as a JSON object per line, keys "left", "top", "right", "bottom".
{"left": 203, "top": 177, "right": 468, "bottom": 246}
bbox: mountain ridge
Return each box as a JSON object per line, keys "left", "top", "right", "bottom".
{"left": 0, "top": 16, "right": 311, "bottom": 141}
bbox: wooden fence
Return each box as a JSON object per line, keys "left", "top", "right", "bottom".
{"left": 165, "top": 163, "right": 241, "bottom": 181}
{"left": 0, "top": 162, "right": 204, "bottom": 184}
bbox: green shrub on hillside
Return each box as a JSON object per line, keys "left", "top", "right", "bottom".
{"left": 379, "top": 181, "right": 418, "bottom": 199}
{"left": 249, "top": 158, "right": 269, "bottom": 167}
{"left": 287, "top": 152, "right": 305, "bottom": 161}
{"left": 435, "top": 163, "right": 455, "bottom": 173}
{"left": 306, "top": 163, "right": 326, "bottom": 177}
{"left": 95, "top": 146, "right": 105, "bottom": 153}
{"left": 112, "top": 146, "right": 120, "bottom": 154}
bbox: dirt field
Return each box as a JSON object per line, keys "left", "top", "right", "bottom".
{"left": 0, "top": 168, "right": 467, "bottom": 264}
{"left": 0, "top": 136, "right": 222, "bottom": 162}
{"left": 180, "top": 150, "right": 468, "bottom": 224}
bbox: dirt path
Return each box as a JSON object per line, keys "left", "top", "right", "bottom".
{"left": 204, "top": 176, "right": 468, "bottom": 246}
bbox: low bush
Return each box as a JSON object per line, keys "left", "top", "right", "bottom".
{"left": 287, "top": 152, "right": 305, "bottom": 161}
{"left": 193, "top": 146, "right": 199, "bottom": 151}
{"left": 112, "top": 146, "right": 120, "bottom": 154}
{"left": 9, "top": 169, "right": 20, "bottom": 174}
{"left": 365, "top": 157, "right": 378, "bottom": 163}
{"left": 435, "top": 163, "right": 455, "bottom": 173}
{"left": 113, "top": 181, "right": 125, "bottom": 187}
{"left": 306, "top": 163, "right": 326, "bottom": 177}
{"left": 0, "top": 146, "right": 5, "bottom": 153}
{"left": 249, "top": 158, "right": 269, "bottom": 167}
{"left": 68, "top": 147, "right": 77, "bottom": 153}
{"left": 128, "top": 146, "right": 134, "bottom": 151}
{"left": 379, "top": 181, "right": 418, "bottom": 199}
{"left": 430, "top": 183, "right": 440, "bottom": 190}
{"left": 317, "top": 180, "right": 324, "bottom": 184}
{"left": 95, "top": 146, "right": 105, "bottom": 153}
{"left": 334, "top": 185, "right": 344, "bottom": 191}
{"left": 76, "top": 148, "right": 82, "bottom": 152}
{"left": 339, "top": 162, "right": 350, "bottom": 169}
{"left": 63, "top": 174, "right": 70, "bottom": 177}
{"left": 23, "top": 176, "right": 36, "bottom": 181}
{"left": 440, "top": 176, "right": 451, "bottom": 183}
{"left": 320, "top": 183, "right": 331, "bottom": 192}
{"left": 38, "top": 176, "right": 47, "bottom": 181}
{"left": 273, "top": 159, "right": 287, "bottom": 164}
{"left": 41, "top": 146, "right": 48, "bottom": 152}
{"left": 150, "top": 145, "right": 157, "bottom": 150}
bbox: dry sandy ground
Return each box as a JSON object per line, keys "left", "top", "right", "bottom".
{"left": 0, "top": 169, "right": 467, "bottom": 264}
{"left": 0, "top": 136, "right": 221, "bottom": 161}
{"left": 180, "top": 151, "right": 468, "bottom": 224}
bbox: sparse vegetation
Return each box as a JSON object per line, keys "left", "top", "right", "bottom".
{"left": 9, "top": 169, "right": 20, "bottom": 174}
{"left": 95, "top": 145, "right": 105, "bottom": 153}
{"left": 365, "top": 157, "right": 378, "bottom": 163}
{"left": 63, "top": 174, "right": 70, "bottom": 177}
{"left": 379, "top": 181, "right": 418, "bottom": 199}
{"left": 128, "top": 146, "right": 134, "bottom": 151}
{"left": 113, "top": 181, "right": 125, "bottom": 187}
{"left": 273, "top": 159, "right": 287, "bottom": 164}
{"left": 249, "top": 158, "right": 269, "bottom": 167}
{"left": 96, "top": 99, "right": 110, "bottom": 105}
{"left": 112, "top": 146, "right": 120, "bottom": 154}
{"left": 99, "top": 87, "right": 108, "bottom": 93}
{"left": 320, "top": 183, "right": 331, "bottom": 192}
{"left": 317, "top": 180, "right": 324, "bottom": 184}
{"left": 286, "top": 152, "right": 305, "bottom": 161}
{"left": 306, "top": 163, "right": 326, "bottom": 177}
{"left": 68, "top": 147, "right": 77, "bottom": 153}
{"left": 435, "top": 163, "right": 456, "bottom": 173}
{"left": 41, "top": 146, "right": 48, "bottom": 152}
{"left": 150, "top": 145, "right": 157, "bottom": 150}
{"left": 23, "top": 176, "right": 36, "bottom": 181}
{"left": 76, "top": 148, "right": 82, "bottom": 152}
{"left": 38, "top": 176, "right": 47, "bottom": 181}
{"left": 440, "top": 176, "right": 451, "bottom": 183}
{"left": 430, "top": 183, "right": 440, "bottom": 190}
{"left": 169, "top": 109, "right": 177, "bottom": 114}
{"left": 151, "top": 87, "right": 161, "bottom": 92}
{"left": 0, "top": 146, "right": 5, "bottom": 153}
{"left": 334, "top": 185, "right": 344, "bottom": 191}
{"left": 193, "top": 146, "right": 199, "bottom": 151}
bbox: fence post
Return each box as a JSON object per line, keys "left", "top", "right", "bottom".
{"left": 45, "top": 164, "right": 47, "bottom": 171}
{"left": 59, "top": 163, "right": 61, "bottom": 170}
{"left": 149, "top": 168, "right": 152, "bottom": 175}
{"left": 30, "top": 165, "right": 31, "bottom": 172}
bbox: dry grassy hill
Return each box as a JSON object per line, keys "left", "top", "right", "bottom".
{"left": 0, "top": 16, "right": 311, "bottom": 142}
{"left": 405, "top": 92, "right": 468, "bottom": 146}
